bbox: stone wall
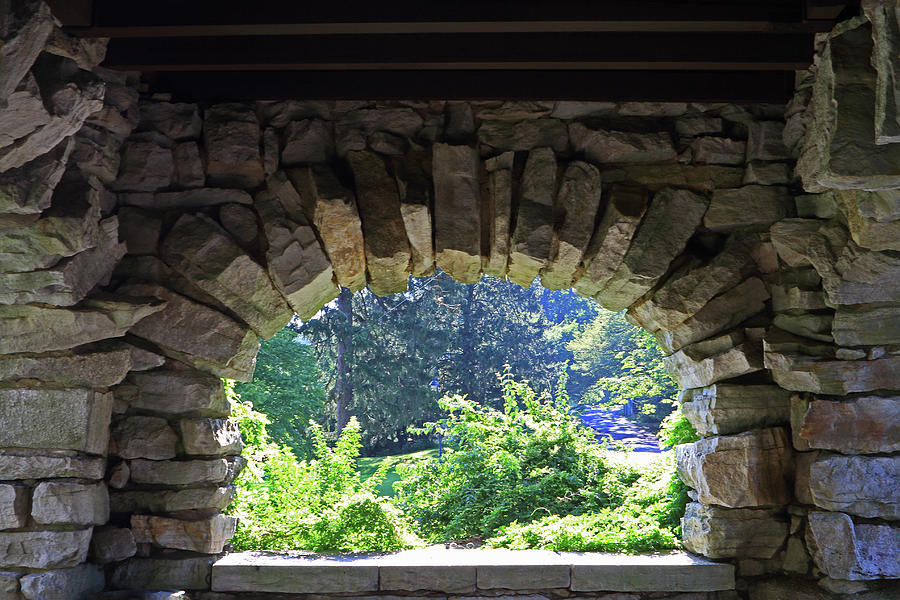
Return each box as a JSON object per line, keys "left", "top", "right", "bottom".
{"left": 0, "top": 1, "right": 899, "bottom": 599}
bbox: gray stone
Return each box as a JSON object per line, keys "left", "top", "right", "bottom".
{"left": 772, "top": 313, "right": 833, "bottom": 343}
{"left": 0, "top": 486, "right": 27, "bottom": 530}
{"left": 32, "top": 482, "right": 108, "bottom": 526}
{"left": 482, "top": 152, "right": 514, "bottom": 278}
{"left": 570, "top": 124, "right": 676, "bottom": 164}
{"left": 690, "top": 137, "right": 746, "bottom": 165}
{"left": 746, "top": 121, "right": 790, "bottom": 161}
{"left": 347, "top": 150, "right": 411, "bottom": 294}
{"left": 550, "top": 101, "right": 616, "bottom": 119}
{"left": 132, "top": 514, "right": 237, "bottom": 553}
{"left": 478, "top": 119, "right": 568, "bottom": 154}
{"left": 0, "top": 74, "right": 49, "bottom": 151}
{"left": 110, "top": 487, "right": 235, "bottom": 514}
{"left": 765, "top": 351, "right": 900, "bottom": 395}
{"left": 618, "top": 101, "right": 688, "bottom": 116}
{"left": 742, "top": 161, "right": 790, "bottom": 186}
{"left": 0, "top": 388, "right": 112, "bottom": 454}
{"left": 865, "top": 0, "right": 900, "bottom": 144}
{"left": 0, "top": 529, "right": 92, "bottom": 569}
{"left": 0, "top": 342, "right": 138, "bottom": 387}
{"left": 768, "top": 219, "right": 842, "bottom": 268}
{"left": 474, "top": 101, "right": 553, "bottom": 120}
{"left": 381, "top": 565, "right": 475, "bottom": 593}
{"left": 120, "top": 282, "right": 260, "bottom": 382}
{"left": 676, "top": 428, "right": 793, "bottom": 508}
{"left": 89, "top": 526, "right": 137, "bottom": 564}
{"left": 111, "top": 416, "right": 178, "bottom": 460}
{"left": 172, "top": 141, "right": 205, "bottom": 188}
{"left": 771, "top": 285, "right": 826, "bottom": 313}
{"left": 605, "top": 164, "right": 745, "bottom": 194}
{"left": 807, "top": 511, "right": 900, "bottom": 580}
{"left": 122, "top": 188, "right": 254, "bottom": 211}
{"left": 704, "top": 186, "right": 790, "bottom": 231}
{"left": 573, "top": 185, "right": 648, "bottom": 298}
{"left": 477, "top": 564, "right": 569, "bottom": 589}
{"left": 288, "top": 166, "right": 367, "bottom": 291}
{"left": 368, "top": 131, "right": 407, "bottom": 156}
{"left": 0, "top": 451, "right": 104, "bottom": 480}
{"left": 336, "top": 108, "right": 423, "bottom": 141}
{"left": 391, "top": 151, "right": 434, "bottom": 277}
{"left": 118, "top": 368, "right": 229, "bottom": 417}
{"left": 202, "top": 103, "right": 264, "bottom": 189}
{"left": 680, "top": 384, "right": 791, "bottom": 436}
{"left": 445, "top": 102, "right": 475, "bottom": 142}
{"left": 807, "top": 454, "right": 900, "bottom": 519}
{"left": 282, "top": 119, "right": 334, "bottom": 165}
{"left": 110, "top": 556, "right": 216, "bottom": 591}
{"left": 161, "top": 213, "right": 292, "bottom": 338}
{"left": 112, "top": 137, "right": 173, "bottom": 192}
{"left": 833, "top": 305, "right": 900, "bottom": 346}
{"left": 569, "top": 554, "right": 734, "bottom": 592}
{"left": 795, "top": 193, "right": 838, "bottom": 219}
{"left": 260, "top": 100, "right": 333, "bottom": 128}
{"left": 108, "top": 460, "right": 129, "bottom": 488}
{"left": 255, "top": 172, "right": 338, "bottom": 319}
{"left": 541, "top": 161, "right": 603, "bottom": 290}
{"left": 782, "top": 536, "right": 810, "bottom": 574}
{"left": 140, "top": 102, "right": 201, "bottom": 141}
{"left": 838, "top": 189, "right": 900, "bottom": 252}
{"left": 118, "top": 206, "right": 162, "bottom": 255}
{"left": 211, "top": 553, "right": 377, "bottom": 594}
{"left": 432, "top": 144, "right": 481, "bottom": 285}
{"left": 129, "top": 458, "right": 243, "bottom": 486}
{"left": 508, "top": 148, "right": 556, "bottom": 287}
{"left": 19, "top": 565, "right": 104, "bottom": 600}
{"left": 113, "top": 255, "right": 232, "bottom": 314}
{"left": 218, "top": 203, "right": 259, "bottom": 247}
{"left": 665, "top": 331, "right": 764, "bottom": 390}
{"left": 0, "top": 137, "right": 72, "bottom": 215}
{"left": 676, "top": 116, "right": 723, "bottom": 137}
{"left": 596, "top": 188, "right": 708, "bottom": 311}
{"left": 681, "top": 503, "right": 787, "bottom": 559}
{"left": 810, "top": 238, "right": 900, "bottom": 305}
{"left": 796, "top": 396, "right": 900, "bottom": 454}
{"left": 0, "top": 571, "right": 21, "bottom": 600}
{"left": 179, "top": 418, "right": 243, "bottom": 456}
{"left": 0, "top": 0, "right": 53, "bottom": 105}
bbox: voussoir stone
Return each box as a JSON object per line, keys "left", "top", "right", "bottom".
{"left": 110, "top": 416, "right": 178, "bottom": 460}
{"left": 120, "top": 282, "right": 260, "bottom": 382}
{"left": 806, "top": 511, "right": 900, "bottom": 580}
{"left": 508, "top": 147, "right": 556, "bottom": 287}
{"left": 665, "top": 330, "right": 764, "bottom": 389}
{"left": 795, "top": 396, "right": 900, "bottom": 454}
{"left": 128, "top": 457, "right": 244, "bottom": 486}
{"left": 202, "top": 103, "right": 264, "bottom": 189}
{"left": 116, "top": 368, "right": 229, "bottom": 417}
{"left": 391, "top": 151, "right": 435, "bottom": 277}
{"left": 482, "top": 151, "right": 514, "bottom": 278}
{"left": 31, "top": 482, "right": 108, "bottom": 526}
{"left": 0, "top": 485, "right": 28, "bottom": 530}
{"left": 0, "top": 388, "right": 112, "bottom": 454}
{"left": 161, "top": 213, "right": 292, "bottom": 338}
{"left": 704, "top": 186, "right": 791, "bottom": 231}
{"left": 570, "top": 123, "right": 676, "bottom": 164}
{"left": 681, "top": 384, "right": 791, "bottom": 437}
{"left": 676, "top": 427, "right": 793, "bottom": 508}
{"left": 681, "top": 503, "right": 787, "bottom": 559}
{"left": 132, "top": 514, "right": 237, "bottom": 553}
{"left": 432, "top": 144, "right": 482, "bottom": 284}
{"left": 0, "top": 529, "right": 92, "bottom": 569}
{"left": 806, "top": 454, "right": 900, "bottom": 519}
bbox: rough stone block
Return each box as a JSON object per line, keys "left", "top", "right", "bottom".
{"left": 569, "top": 124, "right": 676, "bottom": 164}
{"left": 476, "top": 564, "right": 569, "bottom": 589}
{"left": 391, "top": 151, "right": 435, "bottom": 277}
{"left": 0, "top": 344, "right": 136, "bottom": 387}
{"left": 569, "top": 554, "right": 734, "bottom": 592}
{"left": 811, "top": 238, "right": 900, "bottom": 306}
{"left": 118, "top": 206, "right": 162, "bottom": 255}
{"left": 178, "top": 418, "right": 243, "bottom": 456}
{"left": 607, "top": 164, "right": 744, "bottom": 194}
{"left": 117, "top": 368, "right": 229, "bottom": 417}
{"left": 110, "top": 415, "right": 178, "bottom": 460}
{"left": 211, "top": 553, "right": 378, "bottom": 594}
{"left": 807, "top": 511, "right": 900, "bottom": 580}
{"left": 0, "top": 137, "right": 72, "bottom": 215}
{"left": 32, "top": 482, "right": 108, "bottom": 526}
{"left": 0, "top": 451, "right": 104, "bottom": 480}
{"left": 110, "top": 556, "right": 216, "bottom": 591}
{"left": 743, "top": 161, "right": 790, "bottom": 186}
{"left": 139, "top": 102, "right": 201, "bottom": 141}
{"left": 128, "top": 458, "right": 243, "bottom": 486}
{"left": 772, "top": 313, "right": 834, "bottom": 343}
{"left": 675, "top": 116, "right": 723, "bottom": 136}
{"left": 122, "top": 188, "right": 253, "bottom": 211}
{"left": 432, "top": 144, "right": 481, "bottom": 285}
{"left": 281, "top": 119, "right": 334, "bottom": 165}
{"left": 132, "top": 514, "right": 237, "bottom": 553}
{"left": 478, "top": 119, "right": 568, "bottom": 153}
{"left": 112, "top": 137, "right": 173, "bottom": 192}
{"left": 664, "top": 332, "right": 764, "bottom": 389}
{"left": 0, "top": 0, "right": 53, "bottom": 104}
{"left": 747, "top": 121, "right": 790, "bottom": 161}
{"left": 508, "top": 148, "right": 556, "bottom": 287}
{"left": 19, "top": 565, "right": 104, "bottom": 600}
{"left": 681, "top": 384, "right": 791, "bottom": 436}
{"left": 704, "top": 186, "right": 790, "bottom": 231}
{"left": 0, "top": 389, "right": 112, "bottom": 454}
{"left": 676, "top": 428, "right": 793, "bottom": 508}
{"left": 482, "top": 152, "right": 514, "bottom": 278}
{"left": 380, "top": 565, "right": 475, "bottom": 593}
{"left": 89, "top": 527, "right": 137, "bottom": 564}
{"left": 681, "top": 503, "right": 787, "bottom": 559}
{"left": 0, "top": 529, "right": 92, "bottom": 569}
{"left": 172, "top": 141, "right": 205, "bottom": 188}
{"left": 690, "top": 137, "right": 746, "bottom": 165}
{"left": 0, "top": 486, "right": 28, "bottom": 531}
{"left": 0, "top": 571, "right": 21, "bottom": 600}
{"left": 110, "top": 487, "right": 234, "bottom": 514}
{"left": 806, "top": 454, "right": 900, "bottom": 519}
{"left": 202, "top": 103, "right": 264, "bottom": 189}
{"left": 765, "top": 351, "right": 900, "bottom": 395}
{"left": 795, "top": 396, "right": 899, "bottom": 454}
{"left": 771, "top": 285, "right": 826, "bottom": 313}
{"left": 833, "top": 305, "right": 900, "bottom": 346}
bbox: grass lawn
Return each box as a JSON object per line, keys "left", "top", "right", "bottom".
{"left": 357, "top": 448, "right": 440, "bottom": 496}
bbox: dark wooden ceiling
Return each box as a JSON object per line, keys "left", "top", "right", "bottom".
{"left": 51, "top": 0, "right": 854, "bottom": 103}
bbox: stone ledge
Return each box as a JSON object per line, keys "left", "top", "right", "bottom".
{"left": 211, "top": 549, "right": 734, "bottom": 595}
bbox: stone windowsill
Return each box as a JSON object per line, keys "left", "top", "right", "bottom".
{"left": 212, "top": 548, "right": 734, "bottom": 595}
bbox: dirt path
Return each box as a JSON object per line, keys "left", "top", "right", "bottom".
{"left": 577, "top": 405, "right": 661, "bottom": 453}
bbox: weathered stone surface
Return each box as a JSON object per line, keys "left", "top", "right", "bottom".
{"left": 596, "top": 188, "right": 708, "bottom": 311}
{"left": 113, "top": 255, "right": 231, "bottom": 314}
{"left": 212, "top": 553, "right": 378, "bottom": 594}
{"left": 111, "top": 416, "right": 178, "bottom": 460}
{"left": 540, "top": 161, "right": 602, "bottom": 290}
{"left": 0, "top": 389, "right": 112, "bottom": 454}
{"left": 606, "top": 164, "right": 745, "bottom": 194}
{"left": 681, "top": 503, "right": 788, "bottom": 559}
{"left": 255, "top": 172, "right": 338, "bottom": 319}
{"left": 768, "top": 219, "right": 841, "bottom": 268}
{"left": 336, "top": 108, "right": 422, "bottom": 142}
{"left": 0, "top": 529, "right": 92, "bottom": 569}
{"left": 0, "top": 342, "right": 137, "bottom": 387}
{"left": 203, "top": 103, "right": 264, "bottom": 189}
{"left": 570, "top": 124, "right": 676, "bottom": 164}
{"left": 288, "top": 166, "right": 366, "bottom": 291}
{"left": 0, "top": 0, "right": 53, "bottom": 104}
{"left": 172, "top": 141, "right": 205, "bottom": 188}
{"left": 218, "top": 203, "right": 259, "bottom": 248}
{"left": 810, "top": 237, "right": 900, "bottom": 305}
{"left": 665, "top": 331, "right": 764, "bottom": 390}
{"left": 573, "top": 185, "right": 648, "bottom": 298}
{"left": 765, "top": 350, "right": 900, "bottom": 394}
{"left": 690, "top": 137, "right": 746, "bottom": 165}
{"left": 112, "top": 137, "right": 173, "bottom": 192}
{"left": 677, "top": 428, "right": 793, "bottom": 508}
{"left": 0, "top": 74, "right": 49, "bottom": 151}
{"left": 746, "top": 121, "right": 790, "bottom": 161}
{"left": 179, "top": 418, "right": 243, "bottom": 456}
{"left": 132, "top": 514, "right": 237, "bottom": 553}
{"left": 655, "top": 278, "right": 770, "bottom": 354}
{"left": 391, "top": 151, "right": 434, "bottom": 277}
{"left": 795, "top": 396, "right": 900, "bottom": 454}
{"left": 806, "top": 454, "right": 899, "bottom": 519}
{"left": 478, "top": 119, "right": 568, "bottom": 153}
{"left": 432, "top": 144, "right": 481, "bottom": 284}
{"left": 346, "top": 150, "right": 411, "bottom": 294}
{"left": 550, "top": 101, "right": 616, "bottom": 119}
{"left": 108, "top": 460, "right": 129, "bottom": 488}
{"left": 140, "top": 102, "right": 201, "bottom": 141}
{"left": 772, "top": 313, "right": 833, "bottom": 343}
{"left": 161, "top": 213, "right": 292, "bottom": 338}
{"left": 474, "top": 101, "right": 553, "bottom": 121}
{"left": 32, "top": 482, "right": 108, "bottom": 526}
{"left": 0, "top": 137, "right": 72, "bottom": 215}
{"left": 381, "top": 565, "right": 475, "bottom": 593}
{"left": 110, "top": 487, "right": 235, "bottom": 514}
{"left": 19, "top": 564, "right": 104, "bottom": 600}
{"left": 676, "top": 116, "right": 724, "bottom": 137}
{"left": 628, "top": 234, "right": 761, "bottom": 332}
{"left": 117, "top": 368, "right": 229, "bottom": 417}
{"left": 704, "top": 186, "right": 790, "bottom": 231}
{"left": 120, "top": 282, "right": 259, "bottom": 382}
{"left": 835, "top": 189, "right": 900, "bottom": 251}
{"left": 121, "top": 188, "right": 253, "bottom": 210}
{"left": 865, "top": 0, "right": 900, "bottom": 144}
{"left": 477, "top": 564, "right": 569, "bottom": 590}
{"left": 795, "top": 193, "right": 838, "bottom": 219}
{"left": 569, "top": 554, "right": 734, "bottom": 592}
{"left": 743, "top": 161, "right": 790, "bottom": 186}
{"left": 282, "top": 119, "right": 334, "bottom": 165}
{"left": 681, "top": 384, "right": 791, "bottom": 436}
{"left": 833, "top": 305, "right": 900, "bottom": 346}
{"left": 807, "top": 511, "right": 900, "bottom": 580}
{"left": 129, "top": 457, "right": 244, "bottom": 486}
{"left": 110, "top": 556, "right": 216, "bottom": 591}
{"left": 0, "top": 571, "right": 20, "bottom": 600}
{"left": 508, "top": 148, "right": 556, "bottom": 287}
{"left": 0, "top": 215, "right": 125, "bottom": 305}
{"left": 118, "top": 206, "right": 162, "bottom": 255}
{"left": 89, "top": 526, "right": 137, "bottom": 564}
{"left": 482, "top": 152, "right": 513, "bottom": 278}
{"left": 771, "top": 285, "right": 826, "bottom": 313}
{"left": 0, "top": 486, "right": 28, "bottom": 530}
{"left": 0, "top": 451, "right": 104, "bottom": 480}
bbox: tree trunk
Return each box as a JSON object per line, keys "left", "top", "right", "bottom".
{"left": 334, "top": 287, "right": 354, "bottom": 436}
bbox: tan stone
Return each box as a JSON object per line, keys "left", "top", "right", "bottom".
{"left": 772, "top": 313, "right": 833, "bottom": 343}
{"left": 432, "top": 144, "right": 481, "bottom": 284}
{"left": 202, "top": 103, "right": 264, "bottom": 189}
{"left": 508, "top": 148, "right": 556, "bottom": 287}
{"left": 570, "top": 124, "right": 676, "bottom": 164}
{"left": 809, "top": 237, "right": 900, "bottom": 305}
{"left": 132, "top": 514, "right": 237, "bottom": 553}
{"left": 769, "top": 219, "right": 832, "bottom": 268}
{"left": 178, "top": 418, "right": 243, "bottom": 456}
{"left": 807, "top": 454, "right": 899, "bottom": 519}
{"left": 764, "top": 350, "right": 900, "bottom": 395}
{"left": 807, "top": 511, "right": 900, "bottom": 580}
{"left": 833, "top": 305, "right": 900, "bottom": 346}
{"left": 771, "top": 285, "right": 826, "bottom": 313}
{"left": 482, "top": 152, "right": 514, "bottom": 278}
{"left": 31, "top": 482, "right": 108, "bottom": 526}
{"left": 391, "top": 151, "right": 435, "bottom": 277}
{"left": 796, "top": 396, "right": 900, "bottom": 454}
{"left": 288, "top": 166, "right": 366, "bottom": 291}
{"left": 0, "top": 389, "right": 112, "bottom": 454}
{"left": 681, "top": 384, "right": 791, "bottom": 436}
{"left": 665, "top": 332, "right": 764, "bottom": 389}
{"left": 681, "top": 503, "right": 787, "bottom": 559}
{"left": 347, "top": 150, "right": 411, "bottom": 294}
{"left": 704, "top": 186, "right": 790, "bottom": 231}
{"left": 573, "top": 185, "right": 648, "bottom": 298}
{"left": 540, "top": 161, "right": 603, "bottom": 290}
{"left": 837, "top": 189, "right": 900, "bottom": 251}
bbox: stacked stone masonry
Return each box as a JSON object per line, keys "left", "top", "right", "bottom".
{"left": 1, "top": 1, "right": 899, "bottom": 598}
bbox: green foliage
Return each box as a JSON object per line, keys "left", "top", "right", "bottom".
{"left": 234, "top": 327, "right": 327, "bottom": 458}
{"left": 658, "top": 405, "right": 701, "bottom": 449}
{"left": 226, "top": 384, "right": 421, "bottom": 552}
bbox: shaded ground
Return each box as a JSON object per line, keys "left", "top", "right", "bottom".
{"left": 577, "top": 405, "right": 661, "bottom": 453}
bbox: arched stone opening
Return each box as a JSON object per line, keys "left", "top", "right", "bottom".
{"left": 1, "top": 2, "right": 899, "bottom": 599}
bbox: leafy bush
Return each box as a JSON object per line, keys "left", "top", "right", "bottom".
{"left": 226, "top": 384, "right": 421, "bottom": 552}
